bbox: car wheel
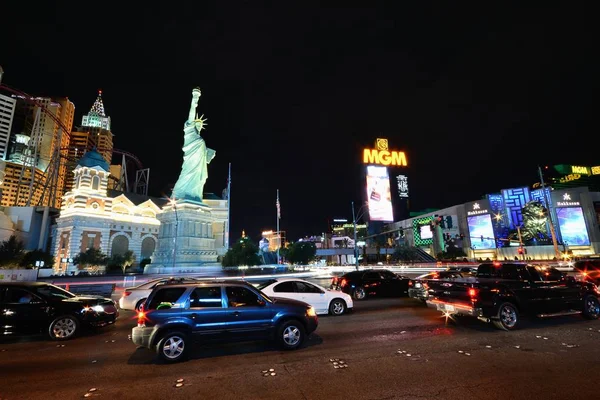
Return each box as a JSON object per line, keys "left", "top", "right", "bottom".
{"left": 329, "top": 299, "right": 347, "bottom": 316}
{"left": 277, "top": 320, "right": 305, "bottom": 350}
{"left": 582, "top": 295, "right": 600, "bottom": 320}
{"left": 156, "top": 331, "right": 189, "bottom": 363}
{"left": 492, "top": 302, "right": 519, "bottom": 331}
{"left": 353, "top": 286, "right": 366, "bottom": 300}
{"left": 135, "top": 298, "right": 147, "bottom": 311}
{"left": 49, "top": 315, "right": 79, "bottom": 340}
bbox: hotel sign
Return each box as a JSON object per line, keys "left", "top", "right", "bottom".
{"left": 363, "top": 138, "right": 408, "bottom": 166}
{"left": 571, "top": 165, "right": 590, "bottom": 175}
{"left": 556, "top": 192, "right": 580, "bottom": 207}
{"left": 467, "top": 202, "right": 489, "bottom": 216}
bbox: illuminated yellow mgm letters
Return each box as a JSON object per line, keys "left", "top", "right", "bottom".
{"left": 363, "top": 149, "right": 407, "bottom": 166}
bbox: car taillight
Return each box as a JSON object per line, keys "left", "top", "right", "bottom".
{"left": 137, "top": 311, "right": 146, "bottom": 327}
{"left": 408, "top": 280, "right": 413, "bottom": 287}
{"left": 468, "top": 288, "right": 478, "bottom": 299}
{"left": 340, "top": 279, "right": 347, "bottom": 288}
{"left": 122, "top": 291, "right": 132, "bottom": 297}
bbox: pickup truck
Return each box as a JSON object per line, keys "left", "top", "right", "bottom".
{"left": 426, "top": 262, "right": 600, "bottom": 330}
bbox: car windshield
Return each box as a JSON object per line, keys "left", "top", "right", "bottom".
{"left": 256, "top": 279, "right": 277, "bottom": 291}
{"left": 35, "top": 284, "right": 76, "bottom": 299}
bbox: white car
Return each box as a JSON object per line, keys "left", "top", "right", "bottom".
{"left": 119, "top": 277, "right": 200, "bottom": 311}
{"left": 257, "top": 278, "right": 353, "bottom": 316}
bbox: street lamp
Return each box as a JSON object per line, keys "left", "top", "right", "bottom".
{"left": 351, "top": 201, "right": 368, "bottom": 271}
{"left": 169, "top": 196, "right": 179, "bottom": 271}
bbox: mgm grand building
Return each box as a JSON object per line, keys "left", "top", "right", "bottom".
{"left": 386, "top": 164, "right": 600, "bottom": 261}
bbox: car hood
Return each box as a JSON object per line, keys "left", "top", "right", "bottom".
{"left": 270, "top": 296, "right": 310, "bottom": 308}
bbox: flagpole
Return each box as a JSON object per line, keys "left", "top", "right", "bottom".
{"left": 226, "top": 163, "right": 231, "bottom": 249}
{"left": 276, "top": 189, "right": 280, "bottom": 265}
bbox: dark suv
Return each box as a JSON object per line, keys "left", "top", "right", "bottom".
{"left": 132, "top": 280, "right": 318, "bottom": 362}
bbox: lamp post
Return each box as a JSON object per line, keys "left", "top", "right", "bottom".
{"left": 351, "top": 201, "right": 368, "bottom": 271}
{"left": 170, "top": 197, "right": 179, "bottom": 271}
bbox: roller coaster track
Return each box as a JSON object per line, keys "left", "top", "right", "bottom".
{"left": 0, "top": 83, "right": 144, "bottom": 206}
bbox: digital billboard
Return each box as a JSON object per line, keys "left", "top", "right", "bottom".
{"left": 396, "top": 175, "right": 409, "bottom": 198}
{"left": 419, "top": 225, "right": 433, "bottom": 239}
{"left": 366, "top": 165, "right": 394, "bottom": 221}
{"left": 467, "top": 214, "right": 496, "bottom": 250}
{"left": 556, "top": 207, "right": 590, "bottom": 246}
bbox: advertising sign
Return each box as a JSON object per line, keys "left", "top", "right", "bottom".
{"left": 467, "top": 214, "right": 496, "bottom": 250}
{"left": 366, "top": 165, "right": 394, "bottom": 221}
{"left": 396, "top": 175, "right": 409, "bottom": 198}
{"left": 556, "top": 207, "right": 590, "bottom": 246}
{"left": 362, "top": 138, "right": 408, "bottom": 167}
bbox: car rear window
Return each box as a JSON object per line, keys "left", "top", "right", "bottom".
{"left": 147, "top": 287, "right": 186, "bottom": 310}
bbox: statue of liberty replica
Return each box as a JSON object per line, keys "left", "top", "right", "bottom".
{"left": 145, "top": 87, "right": 224, "bottom": 273}
{"left": 172, "top": 87, "right": 216, "bottom": 203}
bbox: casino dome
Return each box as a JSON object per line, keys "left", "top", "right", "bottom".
{"left": 77, "top": 148, "right": 109, "bottom": 171}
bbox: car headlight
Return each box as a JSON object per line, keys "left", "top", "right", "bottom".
{"left": 306, "top": 306, "right": 317, "bottom": 317}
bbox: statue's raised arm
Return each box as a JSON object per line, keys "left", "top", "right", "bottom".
{"left": 188, "top": 87, "right": 201, "bottom": 123}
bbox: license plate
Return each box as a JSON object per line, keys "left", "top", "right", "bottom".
{"left": 415, "top": 283, "right": 421, "bottom": 288}
{"left": 444, "top": 304, "right": 455, "bottom": 312}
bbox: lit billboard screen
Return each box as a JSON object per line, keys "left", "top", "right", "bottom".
{"left": 419, "top": 225, "right": 433, "bottom": 239}
{"left": 467, "top": 214, "right": 496, "bottom": 249}
{"left": 556, "top": 207, "right": 590, "bottom": 246}
{"left": 366, "top": 165, "right": 394, "bottom": 222}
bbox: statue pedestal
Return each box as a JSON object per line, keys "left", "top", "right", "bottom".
{"left": 144, "top": 201, "right": 219, "bottom": 274}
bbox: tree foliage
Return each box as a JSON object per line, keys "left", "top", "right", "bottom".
{"left": 221, "top": 237, "right": 262, "bottom": 267}
{"left": 73, "top": 248, "right": 108, "bottom": 271}
{"left": 285, "top": 241, "right": 317, "bottom": 265}
{"left": 0, "top": 235, "right": 25, "bottom": 268}
{"left": 107, "top": 250, "right": 136, "bottom": 273}
{"left": 20, "top": 249, "right": 55, "bottom": 269}
{"left": 392, "top": 245, "right": 421, "bottom": 262}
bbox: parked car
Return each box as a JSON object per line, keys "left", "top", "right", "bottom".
{"left": 426, "top": 262, "right": 600, "bottom": 330}
{"left": 257, "top": 278, "right": 353, "bottom": 315}
{"left": 0, "top": 282, "right": 118, "bottom": 340}
{"left": 119, "top": 277, "right": 201, "bottom": 311}
{"left": 330, "top": 269, "right": 410, "bottom": 300}
{"left": 132, "top": 280, "right": 318, "bottom": 362}
{"left": 408, "top": 271, "right": 464, "bottom": 302}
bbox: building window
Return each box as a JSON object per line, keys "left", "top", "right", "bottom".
{"left": 141, "top": 237, "right": 156, "bottom": 259}
{"left": 87, "top": 237, "right": 94, "bottom": 249}
{"left": 111, "top": 235, "right": 129, "bottom": 256}
{"left": 92, "top": 175, "right": 100, "bottom": 190}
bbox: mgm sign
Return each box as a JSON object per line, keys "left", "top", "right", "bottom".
{"left": 363, "top": 138, "right": 407, "bottom": 167}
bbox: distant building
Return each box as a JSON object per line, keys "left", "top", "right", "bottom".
{"left": 0, "top": 93, "right": 16, "bottom": 160}
{"left": 1, "top": 95, "right": 74, "bottom": 208}
{"left": 65, "top": 91, "right": 114, "bottom": 193}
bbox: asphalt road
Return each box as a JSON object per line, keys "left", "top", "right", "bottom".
{"left": 1, "top": 296, "right": 599, "bottom": 400}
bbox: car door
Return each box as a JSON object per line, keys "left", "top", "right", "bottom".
{"left": 271, "top": 281, "right": 297, "bottom": 302}
{"left": 293, "top": 281, "right": 328, "bottom": 314}
{"left": 379, "top": 270, "right": 408, "bottom": 296}
{"left": 521, "top": 266, "right": 557, "bottom": 314}
{"left": 540, "top": 268, "right": 582, "bottom": 311}
{"left": 2, "top": 287, "right": 50, "bottom": 335}
{"left": 225, "top": 286, "right": 273, "bottom": 339}
{"left": 362, "top": 271, "right": 384, "bottom": 296}
{"left": 187, "top": 286, "right": 229, "bottom": 338}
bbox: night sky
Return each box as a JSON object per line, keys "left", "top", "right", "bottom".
{"left": 2, "top": 3, "right": 596, "bottom": 242}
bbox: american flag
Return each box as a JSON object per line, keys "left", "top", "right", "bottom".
{"left": 276, "top": 192, "right": 281, "bottom": 219}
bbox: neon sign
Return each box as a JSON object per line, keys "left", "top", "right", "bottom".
{"left": 362, "top": 138, "right": 407, "bottom": 166}
{"left": 571, "top": 165, "right": 590, "bottom": 175}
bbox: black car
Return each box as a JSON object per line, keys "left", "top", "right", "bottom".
{"left": 132, "top": 280, "right": 318, "bottom": 362}
{"left": 0, "top": 282, "right": 118, "bottom": 340}
{"left": 330, "top": 269, "right": 410, "bottom": 300}
{"left": 408, "top": 271, "right": 464, "bottom": 302}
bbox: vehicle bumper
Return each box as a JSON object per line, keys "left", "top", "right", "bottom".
{"left": 408, "top": 288, "right": 428, "bottom": 301}
{"left": 306, "top": 316, "right": 318, "bottom": 335}
{"left": 426, "top": 299, "right": 483, "bottom": 317}
{"left": 132, "top": 326, "right": 155, "bottom": 348}
{"left": 118, "top": 297, "right": 132, "bottom": 310}
{"left": 82, "top": 307, "right": 119, "bottom": 328}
